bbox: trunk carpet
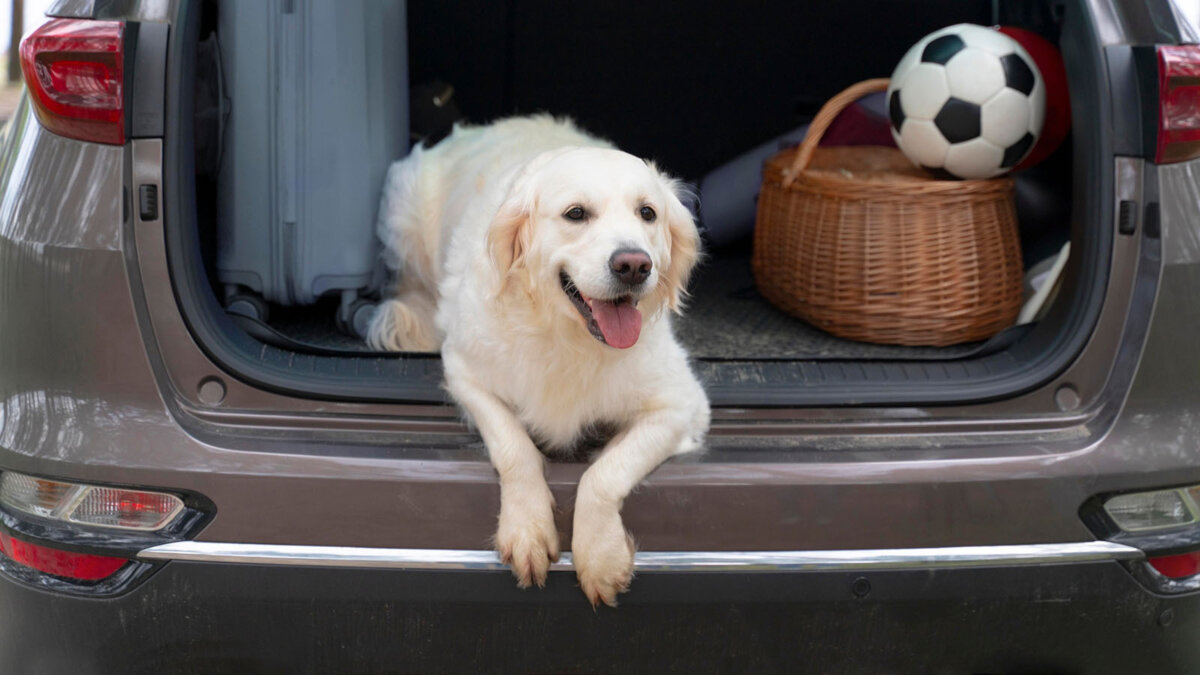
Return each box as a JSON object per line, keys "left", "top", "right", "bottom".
{"left": 266, "top": 252, "right": 980, "bottom": 360}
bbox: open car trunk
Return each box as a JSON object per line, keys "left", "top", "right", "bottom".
{"left": 170, "top": 0, "right": 1118, "bottom": 407}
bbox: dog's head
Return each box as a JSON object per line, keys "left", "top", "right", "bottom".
{"left": 487, "top": 147, "right": 700, "bottom": 349}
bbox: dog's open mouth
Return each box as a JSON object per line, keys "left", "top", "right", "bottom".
{"left": 560, "top": 271, "right": 642, "bottom": 349}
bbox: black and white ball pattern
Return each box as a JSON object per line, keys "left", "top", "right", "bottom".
{"left": 887, "top": 24, "right": 1045, "bottom": 180}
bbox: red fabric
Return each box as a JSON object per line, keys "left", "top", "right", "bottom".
{"left": 820, "top": 101, "right": 896, "bottom": 148}
{"left": 997, "top": 26, "right": 1072, "bottom": 170}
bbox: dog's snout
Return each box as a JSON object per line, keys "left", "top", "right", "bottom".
{"left": 609, "top": 249, "right": 652, "bottom": 286}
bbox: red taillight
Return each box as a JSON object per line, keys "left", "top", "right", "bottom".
{"left": 1148, "top": 550, "right": 1200, "bottom": 579}
{"left": 0, "top": 530, "right": 127, "bottom": 581}
{"left": 19, "top": 18, "right": 125, "bottom": 145}
{"left": 1157, "top": 45, "right": 1200, "bottom": 164}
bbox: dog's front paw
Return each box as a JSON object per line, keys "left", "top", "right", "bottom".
{"left": 495, "top": 488, "right": 560, "bottom": 589}
{"left": 572, "top": 505, "right": 636, "bottom": 608}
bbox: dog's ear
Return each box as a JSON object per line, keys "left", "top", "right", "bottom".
{"left": 487, "top": 149, "right": 571, "bottom": 293}
{"left": 486, "top": 195, "right": 532, "bottom": 292}
{"left": 486, "top": 178, "right": 536, "bottom": 294}
{"left": 654, "top": 168, "right": 702, "bottom": 312}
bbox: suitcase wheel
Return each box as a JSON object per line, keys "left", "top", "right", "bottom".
{"left": 226, "top": 293, "right": 270, "bottom": 323}
{"left": 337, "top": 298, "right": 378, "bottom": 340}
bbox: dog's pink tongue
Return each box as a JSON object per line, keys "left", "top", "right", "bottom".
{"left": 589, "top": 299, "right": 642, "bottom": 349}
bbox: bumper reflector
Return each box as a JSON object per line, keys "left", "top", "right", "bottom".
{"left": 1149, "top": 551, "right": 1200, "bottom": 579}
{"left": 0, "top": 471, "right": 185, "bottom": 531}
{"left": 0, "top": 530, "right": 126, "bottom": 581}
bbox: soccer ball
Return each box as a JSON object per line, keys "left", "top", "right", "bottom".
{"left": 887, "top": 24, "right": 1045, "bottom": 180}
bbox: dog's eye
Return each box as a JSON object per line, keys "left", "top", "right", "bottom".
{"left": 639, "top": 205, "right": 657, "bottom": 223}
{"left": 563, "top": 206, "right": 588, "bottom": 222}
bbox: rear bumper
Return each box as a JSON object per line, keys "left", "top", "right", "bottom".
{"left": 0, "top": 552, "right": 1195, "bottom": 674}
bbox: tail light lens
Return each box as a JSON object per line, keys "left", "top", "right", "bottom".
{"left": 68, "top": 486, "right": 185, "bottom": 530}
{"left": 1157, "top": 45, "right": 1200, "bottom": 164}
{"left": 0, "top": 473, "right": 76, "bottom": 519}
{"left": 0, "top": 530, "right": 126, "bottom": 581}
{"left": 0, "top": 471, "right": 184, "bottom": 532}
{"left": 1102, "top": 486, "right": 1198, "bottom": 532}
{"left": 19, "top": 18, "right": 125, "bottom": 145}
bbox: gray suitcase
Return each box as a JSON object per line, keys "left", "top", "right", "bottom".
{"left": 215, "top": 0, "right": 408, "bottom": 337}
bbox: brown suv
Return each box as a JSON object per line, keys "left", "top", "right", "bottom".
{"left": 0, "top": 0, "right": 1199, "bottom": 672}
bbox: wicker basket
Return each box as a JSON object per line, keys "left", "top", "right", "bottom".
{"left": 752, "top": 79, "right": 1024, "bottom": 347}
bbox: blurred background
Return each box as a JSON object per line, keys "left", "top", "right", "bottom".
{"left": 1, "top": 0, "right": 51, "bottom": 79}
{"left": 0, "top": 0, "right": 50, "bottom": 123}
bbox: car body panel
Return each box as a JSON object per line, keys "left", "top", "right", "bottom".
{"left": 1, "top": 0, "right": 1199, "bottom": 670}
{"left": 0, "top": 99, "right": 1195, "bottom": 553}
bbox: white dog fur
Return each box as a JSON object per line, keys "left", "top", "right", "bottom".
{"left": 367, "top": 115, "right": 710, "bottom": 606}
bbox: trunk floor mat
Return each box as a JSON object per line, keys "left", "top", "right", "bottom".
{"left": 265, "top": 252, "right": 980, "bottom": 361}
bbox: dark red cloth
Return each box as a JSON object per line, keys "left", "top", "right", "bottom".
{"left": 820, "top": 101, "right": 896, "bottom": 148}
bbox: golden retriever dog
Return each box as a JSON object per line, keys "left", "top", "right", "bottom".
{"left": 367, "top": 115, "right": 710, "bottom": 606}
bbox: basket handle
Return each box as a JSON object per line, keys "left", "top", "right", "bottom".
{"left": 784, "top": 78, "right": 892, "bottom": 188}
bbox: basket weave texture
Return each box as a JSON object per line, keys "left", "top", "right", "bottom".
{"left": 752, "top": 79, "right": 1024, "bottom": 347}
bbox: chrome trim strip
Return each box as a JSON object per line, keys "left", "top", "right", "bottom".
{"left": 138, "top": 541, "right": 1143, "bottom": 572}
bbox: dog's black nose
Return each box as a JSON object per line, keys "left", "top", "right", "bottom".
{"left": 609, "top": 248, "right": 653, "bottom": 286}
